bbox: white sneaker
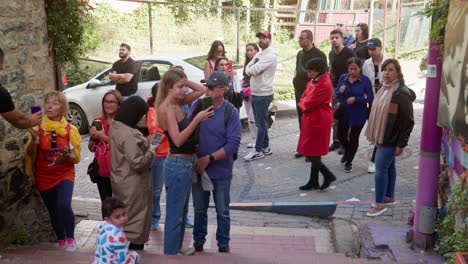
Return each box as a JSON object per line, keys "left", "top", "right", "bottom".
{"left": 244, "top": 149, "right": 264, "bottom": 161}
{"left": 262, "top": 147, "right": 272, "bottom": 156}
{"left": 368, "top": 162, "right": 375, "bottom": 173}
{"left": 247, "top": 141, "right": 255, "bottom": 148}
{"left": 179, "top": 246, "right": 195, "bottom": 255}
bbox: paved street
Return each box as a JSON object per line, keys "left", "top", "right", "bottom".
{"left": 73, "top": 99, "right": 423, "bottom": 223}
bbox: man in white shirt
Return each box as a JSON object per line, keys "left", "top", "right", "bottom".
{"left": 362, "top": 38, "right": 389, "bottom": 173}
{"left": 244, "top": 30, "right": 279, "bottom": 161}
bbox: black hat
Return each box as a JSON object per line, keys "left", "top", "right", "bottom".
{"left": 205, "top": 71, "right": 229, "bottom": 87}
{"left": 256, "top": 30, "right": 272, "bottom": 39}
{"left": 367, "top": 38, "right": 382, "bottom": 49}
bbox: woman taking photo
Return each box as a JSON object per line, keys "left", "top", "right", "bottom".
{"left": 297, "top": 58, "right": 336, "bottom": 191}
{"left": 204, "top": 40, "right": 226, "bottom": 79}
{"left": 350, "top": 23, "right": 370, "bottom": 63}
{"left": 365, "top": 59, "right": 415, "bottom": 217}
{"left": 215, "top": 56, "right": 243, "bottom": 109}
{"left": 155, "top": 70, "right": 213, "bottom": 255}
{"left": 335, "top": 57, "right": 373, "bottom": 173}
{"left": 26, "top": 91, "right": 82, "bottom": 251}
{"left": 109, "top": 96, "right": 156, "bottom": 250}
{"left": 242, "top": 43, "right": 259, "bottom": 148}
{"left": 88, "top": 89, "right": 122, "bottom": 204}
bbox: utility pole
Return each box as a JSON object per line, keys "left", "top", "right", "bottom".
{"left": 411, "top": 15, "right": 444, "bottom": 249}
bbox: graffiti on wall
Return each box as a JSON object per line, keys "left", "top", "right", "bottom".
{"left": 437, "top": 0, "right": 468, "bottom": 139}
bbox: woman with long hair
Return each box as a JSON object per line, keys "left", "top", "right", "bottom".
{"left": 297, "top": 58, "right": 336, "bottom": 191}
{"left": 25, "top": 91, "right": 82, "bottom": 251}
{"left": 88, "top": 90, "right": 123, "bottom": 205}
{"left": 365, "top": 59, "right": 415, "bottom": 217}
{"left": 242, "top": 43, "right": 259, "bottom": 148}
{"left": 156, "top": 69, "right": 213, "bottom": 255}
{"left": 335, "top": 57, "right": 374, "bottom": 173}
{"left": 350, "top": 23, "right": 370, "bottom": 63}
{"left": 204, "top": 40, "right": 226, "bottom": 79}
{"left": 215, "top": 56, "right": 243, "bottom": 109}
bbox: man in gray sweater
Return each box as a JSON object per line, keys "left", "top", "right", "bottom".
{"left": 244, "top": 30, "right": 279, "bottom": 161}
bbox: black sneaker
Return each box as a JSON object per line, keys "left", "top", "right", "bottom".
{"left": 218, "top": 245, "right": 230, "bottom": 253}
{"left": 294, "top": 152, "right": 304, "bottom": 158}
{"left": 344, "top": 163, "right": 353, "bottom": 173}
{"left": 329, "top": 142, "right": 341, "bottom": 151}
{"left": 193, "top": 242, "right": 204, "bottom": 252}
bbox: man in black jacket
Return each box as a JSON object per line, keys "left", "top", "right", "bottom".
{"left": 293, "top": 30, "right": 327, "bottom": 159}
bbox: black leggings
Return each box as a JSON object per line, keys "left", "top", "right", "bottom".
{"left": 308, "top": 156, "right": 323, "bottom": 168}
{"left": 337, "top": 121, "right": 365, "bottom": 164}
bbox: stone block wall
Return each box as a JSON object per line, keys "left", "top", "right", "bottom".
{"left": 0, "top": 0, "right": 55, "bottom": 247}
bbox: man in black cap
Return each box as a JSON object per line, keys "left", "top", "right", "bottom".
{"left": 109, "top": 43, "right": 139, "bottom": 98}
{"left": 293, "top": 30, "right": 327, "bottom": 159}
{"left": 191, "top": 71, "right": 241, "bottom": 254}
{"left": 362, "top": 38, "right": 389, "bottom": 173}
{"left": 244, "top": 30, "right": 279, "bottom": 161}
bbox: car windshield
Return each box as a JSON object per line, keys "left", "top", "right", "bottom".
{"left": 183, "top": 55, "right": 205, "bottom": 70}
{"left": 184, "top": 55, "right": 243, "bottom": 70}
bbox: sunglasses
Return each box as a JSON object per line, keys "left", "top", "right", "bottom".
{"left": 207, "top": 85, "right": 225, "bottom": 90}
{"left": 51, "top": 132, "right": 57, "bottom": 149}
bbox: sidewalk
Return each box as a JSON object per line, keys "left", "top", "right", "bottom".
{"left": 0, "top": 220, "right": 403, "bottom": 264}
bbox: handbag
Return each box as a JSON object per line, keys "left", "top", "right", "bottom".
{"left": 87, "top": 158, "right": 100, "bottom": 183}
{"left": 333, "top": 101, "right": 344, "bottom": 119}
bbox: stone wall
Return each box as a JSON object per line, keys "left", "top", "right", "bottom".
{"left": 0, "top": 0, "right": 55, "bottom": 247}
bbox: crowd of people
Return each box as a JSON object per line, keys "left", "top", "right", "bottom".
{"left": 0, "top": 22, "right": 415, "bottom": 261}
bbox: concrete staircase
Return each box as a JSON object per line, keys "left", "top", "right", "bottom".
{"left": 0, "top": 220, "right": 402, "bottom": 264}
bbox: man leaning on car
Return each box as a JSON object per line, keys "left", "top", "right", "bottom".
{"left": 109, "top": 43, "right": 139, "bottom": 99}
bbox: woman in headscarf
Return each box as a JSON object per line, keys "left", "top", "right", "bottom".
{"left": 109, "top": 96, "right": 156, "bottom": 250}
{"left": 296, "top": 58, "right": 337, "bottom": 191}
{"left": 365, "top": 59, "right": 415, "bottom": 217}
{"left": 25, "top": 91, "right": 82, "bottom": 251}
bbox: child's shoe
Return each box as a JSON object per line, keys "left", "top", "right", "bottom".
{"left": 65, "top": 238, "right": 77, "bottom": 251}
{"left": 56, "top": 240, "right": 66, "bottom": 249}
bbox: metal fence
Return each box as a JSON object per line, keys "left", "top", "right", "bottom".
{"left": 79, "top": 0, "right": 430, "bottom": 92}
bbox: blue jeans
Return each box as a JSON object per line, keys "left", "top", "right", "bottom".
{"left": 40, "top": 180, "right": 75, "bottom": 240}
{"left": 163, "top": 155, "right": 195, "bottom": 255}
{"left": 252, "top": 95, "right": 273, "bottom": 152}
{"left": 374, "top": 146, "right": 397, "bottom": 204}
{"left": 192, "top": 176, "right": 231, "bottom": 247}
{"left": 151, "top": 157, "right": 166, "bottom": 226}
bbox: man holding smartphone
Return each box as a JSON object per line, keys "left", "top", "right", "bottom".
{"left": 190, "top": 71, "right": 241, "bottom": 253}
{"left": 0, "top": 47, "right": 42, "bottom": 129}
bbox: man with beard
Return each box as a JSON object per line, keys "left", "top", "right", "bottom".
{"left": 329, "top": 30, "right": 355, "bottom": 153}
{"left": 293, "top": 30, "right": 327, "bottom": 159}
{"left": 109, "top": 43, "right": 139, "bottom": 98}
{"left": 244, "top": 30, "right": 279, "bottom": 161}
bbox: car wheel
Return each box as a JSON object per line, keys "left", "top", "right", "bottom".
{"left": 66, "top": 104, "right": 89, "bottom": 134}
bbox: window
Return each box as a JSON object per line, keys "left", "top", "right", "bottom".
{"left": 139, "top": 61, "right": 172, "bottom": 82}
{"left": 95, "top": 69, "right": 114, "bottom": 86}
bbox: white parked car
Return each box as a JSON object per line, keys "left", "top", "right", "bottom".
{"left": 64, "top": 54, "right": 224, "bottom": 134}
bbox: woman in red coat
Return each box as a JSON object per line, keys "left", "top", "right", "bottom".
{"left": 297, "top": 58, "right": 337, "bottom": 190}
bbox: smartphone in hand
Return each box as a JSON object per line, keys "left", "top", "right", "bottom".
{"left": 92, "top": 120, "right": 103, "bottom": 131}
{"left": 227, "top": 61, "right": 233, "bottom": 72}
{"left": 151, "top": 133, "right": 164, "bottom": 145}
{"left": 201, "top": 96, "right": 213, "bottom": 111}
{"left": 31, "top": 106, "right": 41, "bottom": 114}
